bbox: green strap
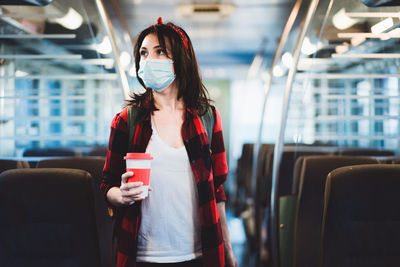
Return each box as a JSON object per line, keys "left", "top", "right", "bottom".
{"left": 127, "top": 106, "right": 139, "bottom": 152}
{"left": 199, "top": 106, "right": 215, "bottom": 148}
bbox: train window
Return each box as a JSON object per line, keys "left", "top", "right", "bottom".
{"left": 0, "top": 1, "right": 124, "bottom": 156}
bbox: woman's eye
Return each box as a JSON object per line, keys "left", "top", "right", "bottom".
{"left": 140, "top": 50, "right": 148, "bottom": 56}
{"left": 157, "top": 49, "right": 166, "bottom": 55}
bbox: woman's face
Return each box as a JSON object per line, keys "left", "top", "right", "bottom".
{"left": 138, "top": 32, "right": 176, "bottom": 83}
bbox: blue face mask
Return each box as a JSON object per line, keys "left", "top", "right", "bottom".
{"left": 138, "top": 58, "right": 176, "bottom": 92}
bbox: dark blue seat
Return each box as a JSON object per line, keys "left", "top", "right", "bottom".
{"left": 321, "top": 164, "right": 400, "bottom": 267}
{"left": 0, "top": 168, "right": 101, "bottom": 267}
{"left": 37, "top": 157, "right": 111, "bottom": 267}
{"left": 293, "top": 156, "right": 378, "bottom": 267}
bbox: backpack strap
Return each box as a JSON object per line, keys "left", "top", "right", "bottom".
{"left": 199, "top": 106, "right": 215, "bottom": 148}
{"left": 127, "top": 105, "right": 139, "bottom": 152}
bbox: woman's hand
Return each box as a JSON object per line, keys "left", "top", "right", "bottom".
{"left": 225, "top": 248, "right": 238, "bottom": 267}
{"left": 107, "top": 171, "right": 150, "bottom": 206}
{"left": 119, "top": 171, "right": 145, "bottom": 205}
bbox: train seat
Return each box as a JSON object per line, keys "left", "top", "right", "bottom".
{"left": 293, "top": 156, "right": 378, "bottom": 267}
{"left": 378, "top": 157, "right": 400, "bottom": 164}
{"left": 88, "top": 146, "right": 108, "bottom": 157}
{"left": 0, "top": 159, "right": 29, "bottom": 174}
{"left": 0, "top": 168, "right": 100, "bottom": 266}
{"left": 335, "top": 148, "right": 395, "bottom": 157}
{"left": 321, "top": 164, "right": 400, "bottom": 267}
{"left": 36, "top": 157, "right": 111, "bottom": 267}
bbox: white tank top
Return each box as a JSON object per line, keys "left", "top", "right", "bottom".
{"left": 136, "top": 122, "right": 203, "bottom": 263}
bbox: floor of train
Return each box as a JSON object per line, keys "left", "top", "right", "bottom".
{"left": 226, "top": 209, "right": 257, "bottom": 267}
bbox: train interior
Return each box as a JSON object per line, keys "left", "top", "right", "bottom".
{"left": 1, "top": 0, "right": 400, "bottom": 266}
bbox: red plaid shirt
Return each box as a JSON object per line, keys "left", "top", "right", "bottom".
{"left": 101, "top": 105, "right": 227, "bottom": 267}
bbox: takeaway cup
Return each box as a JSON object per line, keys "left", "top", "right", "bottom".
{"left": 124, "top": 153, "right": 153, "bottom": 198}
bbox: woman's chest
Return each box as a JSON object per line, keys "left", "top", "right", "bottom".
{"left": 152, "top": 111, "right": 185, "bottom": 149}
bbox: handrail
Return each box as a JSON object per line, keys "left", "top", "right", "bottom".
{"left": 268, "top": 0, "right": 322, "bottom": 266}
{"left": 251, "top": 0, "right": 303, "bottom": 265}
{"left": 94, "top": 0, "right": 130, "bottom": 100}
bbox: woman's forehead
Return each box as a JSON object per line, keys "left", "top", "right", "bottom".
{"left": 141, "top": 33, "right": 170, "bottom": 49}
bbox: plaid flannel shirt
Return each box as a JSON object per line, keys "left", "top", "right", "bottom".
{"left": 101, "top": 105, "right": 227, "bottom": 267}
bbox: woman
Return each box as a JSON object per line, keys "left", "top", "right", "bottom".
{"left": 101, "top": 18, "right": 237, "bottom": 267}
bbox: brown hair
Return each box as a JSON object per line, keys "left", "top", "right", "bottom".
{"left": 127, "top": 21, "right": 211, "bottom": 115}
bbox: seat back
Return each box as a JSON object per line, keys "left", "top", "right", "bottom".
{"left": 238, "top": 143, "right": 255, "bottom": 198}
{"left": 294, "top": 156, "right": 378, "bottom": 267}
{"left": 0, "top": 159, "right": 29, "bottom": 174}
{"left": 321, "top": 164, "right": 400, "bottom": 267}
{"left": 254, "top": 144, "right": 274, "bottom": 255}
{"left": 235, "top": 143, "right": 255, "bottom": 216}
{"left": 278, "top": 150, "right": 327, "bottom": 197}
{"left": 37, "top": 157, "right": 111, "bottom": 267}
{"left": 0, "top": 168, "right": 100, "bottom": 266}
{"left": 378, "top": 157, "right": 400, "bottom": 164}
{"left": 335, "top": 148, "right": 394, "bottom": 156}
{"left": 23, "top": 148, "right": 81, "bottom": 157}
{"left": 88, "top": 146, "right": 108, "bottom": 157}
{"left": 291, "top": 156, "right": 306, "bottom": 195}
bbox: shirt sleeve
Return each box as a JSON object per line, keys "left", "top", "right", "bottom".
{"left": 100, "top": 108, "right": 129, "bottom": 208}
{"left": 210, "top": 107, "right": 228, "bottom": 202}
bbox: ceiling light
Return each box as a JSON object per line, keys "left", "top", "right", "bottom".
{"left": 247, "top": 54, "right": 263, "bottom": 79}
{"left": 104, "top": 61, "right": 114, "bottom": 69}
{"left": 176, "top": 3, "right": 236, "bottom": 20}
{"left": 301, "top": 37, "right": 317, "bottom": 55}
{"left": 272, "top": 65, "right": 284, "bottom": 77}
{"left": 120, "top": 51, "right": 131, "bottom": 69}
{"left": 53, "top": 7, "right": 83, "bottom": 30}
{"left": 335, "top": 43, "right": 349, "bottom": 54}
{"left": 346, "top": 12, "right": 400, "bottom": 18}
{"left": 15, "top": 70, "right": 28, "bottom": 77}
{"left": 332, "top": 8, "right": 360, "bottom": 30}
{"left": 97, "top": 36, "right": 112, "bottom": 54}
{"left": 282, "top": 52, "right": 293, "bottom": 68}
{"left": 338, "top": 32, "right": 400, "bottom": 38}
{"left": 351, "top": 36, "right": 366, "bottom": 46}
{"left": 371, "top": 17, "right": 393, "bottom": 34}
{"left": 332, "top": 53, "right": 400, "bottom": 58}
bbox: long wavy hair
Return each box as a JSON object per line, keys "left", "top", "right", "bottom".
{"left": 127, "top": 21, "right": 211, "bottom": 115}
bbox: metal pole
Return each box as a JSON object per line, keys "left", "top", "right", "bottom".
{"left": 251, "top": 0, "right": 303, "bottom": 265}
{"left": 269, "top": 0, "right": 321, "bottom": 266}
{"left": 95, "top": 0, "right": 130, "bottom": 100}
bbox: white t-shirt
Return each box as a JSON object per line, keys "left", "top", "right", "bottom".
{"left": 136, "top": 122, "right": 203, "bottom": 263}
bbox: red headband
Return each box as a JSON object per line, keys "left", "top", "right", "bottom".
{"left": 155, "top": 17, "right": 189, "bottom": 51}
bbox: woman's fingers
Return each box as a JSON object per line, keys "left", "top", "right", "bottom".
{"left": 120, "top": 181, "right": 143, "bottom": 191}
{"left": 121, "top": 171, "right": 134, "bottom": 184}
{"left": 122, "top": 196, "right": 145, "bottom": 203}
{"left": 121, "top": 187, "right": 143, "bottom": 197}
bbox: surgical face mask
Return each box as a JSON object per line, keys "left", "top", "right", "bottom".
{"left": 138, "top": 58, "right": 176, "bottom": 92}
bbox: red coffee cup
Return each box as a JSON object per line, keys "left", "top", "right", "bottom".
{"left": 124, "top": 153, "right": 153, "bottom": 198}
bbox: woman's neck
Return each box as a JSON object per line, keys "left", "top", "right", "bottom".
{"left": 153, "top": 83, "right": 185, "bottom": 111}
